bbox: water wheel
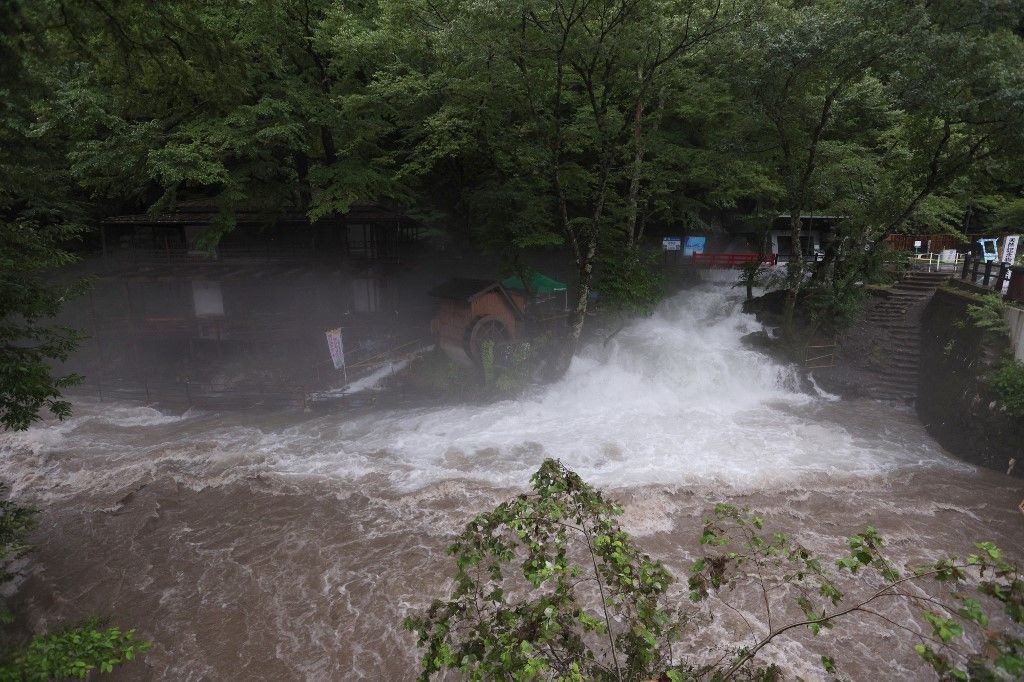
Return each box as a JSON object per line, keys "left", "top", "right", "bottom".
{"left": 465, "top": 315, "right": 510, "bottom": 363}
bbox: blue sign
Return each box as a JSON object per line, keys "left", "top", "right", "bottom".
{"left": 683, "top": 236, "right": 706, "bottom": 256}
{"left": 662, "top": 236, "right": 682, "bottom": 251}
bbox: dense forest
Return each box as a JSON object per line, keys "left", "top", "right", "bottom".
{"left": 5, "top": 1, "right": 1024, "bottom": 390}
{"left": 2, "top": 2, "right": 1024, "bottom": 677}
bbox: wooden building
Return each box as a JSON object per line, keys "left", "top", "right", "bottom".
{"left": 100, "top": 200, "right": 422, "bottom": 261}
{"left": 429, "top": 279, "right": 524, "bottom": 365}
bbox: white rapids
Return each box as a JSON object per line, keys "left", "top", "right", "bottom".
{"left": 2, "top": 278, "right": 1012, "bottom": 682}
{"left": 0, "top": 282, "right": 963, "bottom": 502}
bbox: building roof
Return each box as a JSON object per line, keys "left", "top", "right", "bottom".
{"left": 429, "top": 278, "right": 502, "bottom": 300}
{"left": 103, "top": 200, "right": 410, "bottom": 226}
{"left": 501, "top": 271, "right": 567, "bottom": 295}
{"left": 771, "top": 215, "right": 845, "bottom": 230}
{"left": 429, "top": 278, "right": 523, "bottom": 315}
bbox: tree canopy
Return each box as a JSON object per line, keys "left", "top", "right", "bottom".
{"left": 2, "top": 0, "right": 1024, "bottom": 403}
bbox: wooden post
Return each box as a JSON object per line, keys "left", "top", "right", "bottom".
{"left": 983, "top": 261, "right": 993, "bottom": 287}
{"left": 972, "top": 257, "right": 981, "bottom": 283}
{"left": 996, "top": 263, "right": 1010, "bottom": 293}
{"left": 961, "top": 254, "right": 971, "bottom": 280}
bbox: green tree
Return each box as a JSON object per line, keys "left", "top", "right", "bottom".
{"left": 0, "top": 1, "right": 88, "bottom": 431}
{"left": 727, "top": 0, "right": 1024, "bottom": 336}
{"left": 381, "top": 0, "right": 746, "bottom": 376}
{"left": 409, "top": 460, "right": 1024, "bottom": 680}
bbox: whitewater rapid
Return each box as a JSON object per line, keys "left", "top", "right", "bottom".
{"left": 1, "top": 279, "right": 1016, "bottom": 682}
{"left": 0, "top": 282, "right": 963, "bottom": 502}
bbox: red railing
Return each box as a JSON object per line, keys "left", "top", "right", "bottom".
{"left": 690, "top": 252, "right": 778, "bottom": 268}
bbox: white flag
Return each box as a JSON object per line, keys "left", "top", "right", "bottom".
{"left": 325, "top": 328, "right": 345, "bottom": 370}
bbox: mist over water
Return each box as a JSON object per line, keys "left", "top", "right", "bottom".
{"left": 2, "top": 282, "right": 961, "bottom": 500}
{"left": 0, "top": 279, "right": 1018, "bottom": 680}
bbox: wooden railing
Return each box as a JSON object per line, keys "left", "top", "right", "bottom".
{"left": 959, "top": 254, "right": 1016, "bottom": 296}
{"left": 803, "top": 339, "right": 837, "bottom": 369}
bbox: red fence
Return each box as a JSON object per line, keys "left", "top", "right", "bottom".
{"left": 690, "top": 252, "right": 778, "bottom": 268}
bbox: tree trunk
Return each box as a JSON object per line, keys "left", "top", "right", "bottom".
{"left": 624, "top": 98, "right": 644, "bottom": 247}
{"left": 782, "top": 213, "right": 804, "bottom": 337}
{"left": 549, "top": 235, "right": 597, "bottom": 379}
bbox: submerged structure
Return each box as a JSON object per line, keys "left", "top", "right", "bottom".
{"left": 429, "top": 279, "right": 524, "bottom": 365}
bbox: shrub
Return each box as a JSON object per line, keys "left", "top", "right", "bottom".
{"left": 991, "top": 359, "right": 1024, "bottom": 417}
{"left": 965, "top": 295, "right": 1009, "bottom": 335}
{"left": 407, "top": 460, "right": 1024, "bottom": 681}
{"left": 0, "top": 620, "right": 150, "bottom": 681}
{"left": 0, "top": 485, "right": 149, "bottom": 680}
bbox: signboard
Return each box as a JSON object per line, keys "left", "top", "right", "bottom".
{"left": 662, "top": 236, "right": 682, "bottom": 251}
{"left": 940, "top": 249, "right": 958, "bottom": 264}
{"left": 1002, "top": 235, "right": 1020, "bottom": 265}
{"left": 325, "top": 328, "right": 346, "bottom": 370}
{"left": 191, "top": 280, "right": 224, "bottom": 317}
{"left": 683, "top": 236, "right": 706, "bottom": 257}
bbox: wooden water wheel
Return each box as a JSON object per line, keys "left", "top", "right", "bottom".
{"left": 465, "top": 315, "right": 510, "bottom": 362}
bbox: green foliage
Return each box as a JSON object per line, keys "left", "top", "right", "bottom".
{"left": 0, "top": 620, "right": 150, "bottom": 681}
{"left": 0, "top": 486, "right": 148, "bottom": 679}
{"left": 994, "top": 198, "right": 1024, "bottom": 235}
{"left": 480, "top": 340, "right": 497, "bottom": 388}
{"left": 403, "top": 348, "right": 476, "bottom": 397}
{"left": 735, "top": 261, "right": 767, "bottom": 297}
{"left": 0, "top": 2, "right": 86, "bottom": 431}
{"left": 990, "top": 359, "right": 1024, "bottom": 417}
{"left": 966, "top": 295, "right": 1010, "bottom": 336}
{"left": 405, "top": 459, "right": 683, "bottom": 681}
{"left": 492, "top": 342, "right": 539, "bottom": 396}
{"left": 0, "top": 488, "right": 37, "bottom": 589}
{"left": 410, "top": 461, "right": 1024, "bottom": 681}
{"left": 598, "top": 249, "right": 667, "bottom": 317}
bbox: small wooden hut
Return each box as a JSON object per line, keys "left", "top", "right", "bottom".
{"left": 429, "top": 279, "right": 524, "bottom": 365}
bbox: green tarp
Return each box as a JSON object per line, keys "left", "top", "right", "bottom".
{"left": 501, "top": 271, "right": 567, "bottom": 296}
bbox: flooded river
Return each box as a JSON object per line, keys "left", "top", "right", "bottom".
{"left": 1, "top": 283, "right": 1021, "bottom": 680}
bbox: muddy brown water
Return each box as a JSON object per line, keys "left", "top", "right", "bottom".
{"left": 1, "top": 283, "right": 1021, "bottom": 680}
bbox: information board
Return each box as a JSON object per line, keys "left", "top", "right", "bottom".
{"left": 683, "top": 236, "right": 706, "bottom": 256}
{"left": 1002, "top": 235, "right": 1020, "bottom": 265}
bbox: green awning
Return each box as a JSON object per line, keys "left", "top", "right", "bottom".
{"left": 502, "top": 271, "right": 567, "bottom": 296}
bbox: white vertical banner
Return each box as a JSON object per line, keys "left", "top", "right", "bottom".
{"left": 325, "top": 328, "right": 346, "bottom": 370}
{"left": 1002, "top": 235, "right": 1019, "bottom": 264}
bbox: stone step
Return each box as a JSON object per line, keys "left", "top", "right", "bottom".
{"left": 905, "top": 272, "right": 953, "bottom": 280}
{"left": 873, "top": 382, "right": 916, "bottom": 393}
{"left": 871, "top": 363, "right": 918, "bottom": 375}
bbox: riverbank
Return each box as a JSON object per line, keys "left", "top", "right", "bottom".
{"left": 1, "top": 401, "right": 1019, "bottom": 680}
{"left": 2, "top": 282, "right": 1020, "bottom": 680}
{"left": 743, "top": 278, "right": 1024, "bottom": 477}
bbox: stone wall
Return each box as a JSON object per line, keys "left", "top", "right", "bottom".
{"left": 918, "top": 286, "right": 1024, "bottom": 476}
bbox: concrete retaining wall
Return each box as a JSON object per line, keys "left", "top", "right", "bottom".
{"left": 918, "top": 288, "right": 1023, "bottom": 476}
{"left": 1006, "top": 305, "right": 1024, "bottom": 362}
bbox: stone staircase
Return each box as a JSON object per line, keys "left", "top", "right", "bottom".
{"left": 861, "top": 270, "right": 951, "bottom": 402}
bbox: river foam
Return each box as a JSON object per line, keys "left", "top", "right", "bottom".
{"left": 0, "top": 279, "right": 1015, "bottom": 682}
{"left": 0, "top": 281, "right": 966, "bottom": 503}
